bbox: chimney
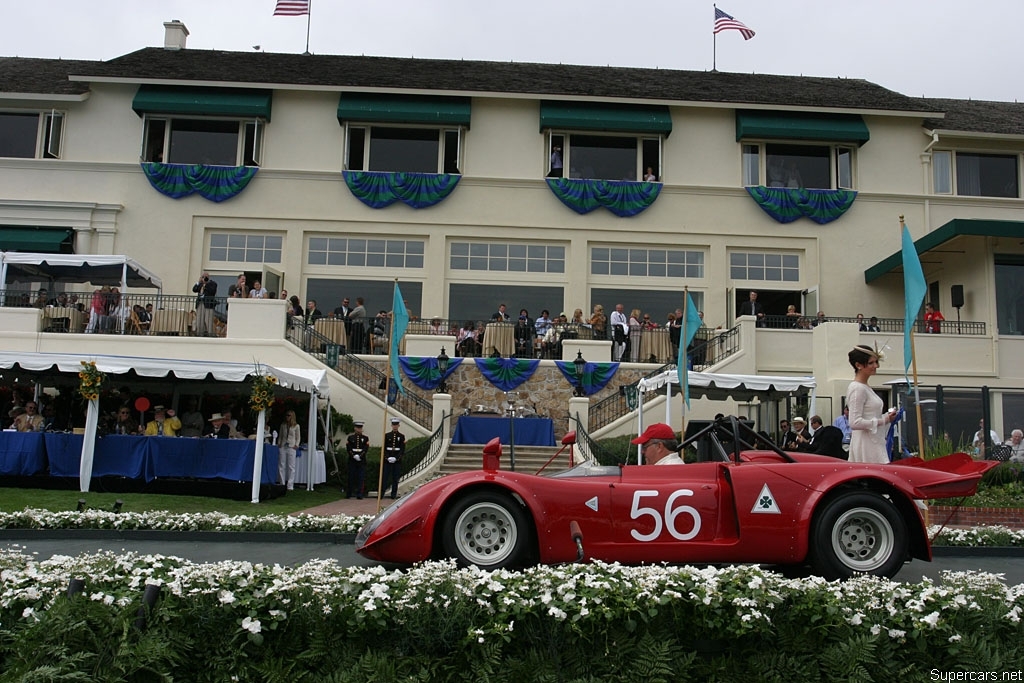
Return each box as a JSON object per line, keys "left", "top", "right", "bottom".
{"left": 163, "top": 20, "right": 189, "bottom": 51}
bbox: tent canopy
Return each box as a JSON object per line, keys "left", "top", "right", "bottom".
{"left": 638, "top": 370, "right": 816, "bottom": 402}
{"left": 0, "top": 351, "right": 328, "bottom": 398}
{"left": 0, "top": 252, "right": 162, "bottom": 289}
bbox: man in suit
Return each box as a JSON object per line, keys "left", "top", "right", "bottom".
{"left": 192, "top": 271, "right": 218, "bottom": 337}
{"left": 304, "top": 299, "right": 323, "bottom": 326}
{"left": 334, "top": 297, "right": 352, "bottom": 335}
{"left": 490, "top": 303, "right": 510, "bottom": 322}
{"left": 795, "top": 415, "right": 847, "bottom": 459}
{"left": 347, "top": 297, "right": 367, "bottom": 353}
{"left": 737, "top": 290, "right": 765, "bottom": 327}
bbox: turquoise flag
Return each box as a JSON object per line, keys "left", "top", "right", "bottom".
{"left": 676, "top": 291, "right": 704, "bottom": 408}
{"left": 901, "top": 225, "right": 927, "bottom": 380}
{"left": 390, "top": 283, "right": 410, "bottom": 395}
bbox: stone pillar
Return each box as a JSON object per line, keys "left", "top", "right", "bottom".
{"left": 432, "top": 392, "right": 452, "bottom": 440}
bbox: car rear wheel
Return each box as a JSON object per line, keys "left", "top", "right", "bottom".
{"left": 809, "top": 491, "right": 907, "bottom": 580}
{"left": 441, "top": 491, "right": 531, "bottom": 569}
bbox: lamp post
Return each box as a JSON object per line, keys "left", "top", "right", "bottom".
{"left": 573, "top": 351, "right": 587, "bottom": 397}
{"left": 436, "top": 347, "right": 450, "bottom": 393}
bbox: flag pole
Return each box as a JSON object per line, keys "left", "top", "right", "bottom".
{"left": 375, "top": 279, "right": 399, "bottom": 513}
{"left": 712, "top": 4, "right": 718, "bottom": 71}
{"left": 304, "top": 0, "right": 312, "bottom": 54}
{"left": 680, "top": 286, "right": 690, "bottom": 434}
{"left": 900, "top": 215, "right": 925, "bottom": 456}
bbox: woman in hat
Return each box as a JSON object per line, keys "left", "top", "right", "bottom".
{"left": 846, "top": 345, "right": 896, "bottom": 463}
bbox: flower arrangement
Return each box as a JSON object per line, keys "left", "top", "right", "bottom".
{"left": 77, "top": 360, "right": 105, "bottom": 401}
{"left": 249, "top": 370, "right": 278, "bottom": 413}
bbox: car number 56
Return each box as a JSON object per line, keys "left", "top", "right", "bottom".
{"left": 630, "top": 489, "right": 702, "bottom": 542}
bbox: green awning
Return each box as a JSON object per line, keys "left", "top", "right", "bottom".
{"left": 540, "top": 101, "right": 672, "bottom": 135}
{"left": 0, "top": 227, "right": 74, "bottom": 253}
{"left": 337, "top": 93, "right": 471, "bottom": 126}
{"left": 133, "top": 85, "right": 273, "bottom": 121}
{"left": 736, "top": 111, "right": 869, "bottom": 145}
{"left": 865, "top": 219, "right": 1024, "bottom": 283}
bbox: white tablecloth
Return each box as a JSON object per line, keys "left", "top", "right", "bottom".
{"left": 293, "top": 447, "right": 327, "bottom": 485}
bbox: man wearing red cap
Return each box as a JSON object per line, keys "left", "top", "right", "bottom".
{"left": 631, "top": 423, "right": 684, "bottom": 465}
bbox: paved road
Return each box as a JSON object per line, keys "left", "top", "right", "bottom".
{"left": 3, "top": 536, "right": 1021, "bottom": 584}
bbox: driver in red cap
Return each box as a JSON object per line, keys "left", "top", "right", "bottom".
{"left": 631, "top": 423, "right": 684, "bottom": 465}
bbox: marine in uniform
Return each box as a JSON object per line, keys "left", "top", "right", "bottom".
{"left": 382, "top": 418, "right": 405, "bottom": 499}
{"left": 346, "top": 421, "right": 369, "bottom": 499}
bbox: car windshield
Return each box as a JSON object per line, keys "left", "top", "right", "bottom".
{"left": 549, "top": 460, "right": 621, "bottom": 478}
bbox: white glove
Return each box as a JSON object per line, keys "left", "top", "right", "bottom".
{"left": 353, "top": 454, "right": 361, "bottom": 462}
{"left": 387, "top": 457, "right": 396, "bottom": 464}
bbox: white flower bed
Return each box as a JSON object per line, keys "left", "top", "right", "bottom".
{"left": 0, "top": 509, "right": 372, "bottom": 534}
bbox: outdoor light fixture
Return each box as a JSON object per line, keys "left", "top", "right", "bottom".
{"left": 76, "top": 499, "right": 87, "bottom": 512}
{"left": 573, "top": 351, "right": 587, "bottom": 397}
{"left": 436, "top": 347, "right": 450, "bottom": 393}
{"left": 112, "top": 499, "right": 123, "bottom": 514}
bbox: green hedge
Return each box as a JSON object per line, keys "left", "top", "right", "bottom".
{"left": 1, "top": 550, "right": 1022, "bottom": 681}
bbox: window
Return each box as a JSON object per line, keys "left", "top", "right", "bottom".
{"left": 995, "top": 256, "right": 1024, "bottom": 335}
{"left": 143, "top": 117, "right": 262, "bottom": 166}
{"left": 450, "top": 242, "right": 564, "bottom": 273}
{"left": 208, "top": 233, "right": 282, "bottom": 263}
{"left": 345, "top": 126, "right": 462, "bottom": 174}
{"left": 548, "top": 132, "right": 662, "bottom": 181}
{"left": 933, "top": 151, "right": 1019, "bottom": 198}
{"left": 730, "top": 252, "right": 799, "bottom": 282}
{"left": 742, "top": 143, "right": 855, "bottom": 190}
{"left": 591, "top": 247, "right": 704, "bottom": 278}
{"left": 308, "top": 238, "right": 424, "bottom": 269}
{"left": 0, "top": 111, "right": 64, "bottom": 159}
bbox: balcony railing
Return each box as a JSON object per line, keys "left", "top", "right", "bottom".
{"left": 400, "top": 412, "right": 453, "bottom": 481}
{"left": 757, "top": 314, "right": 986, "bottom": 335}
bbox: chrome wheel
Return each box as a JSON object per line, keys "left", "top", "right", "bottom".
{"left": 452, "top": 501, "right": 520, "bottom": 566}
{"left": 829, "top": 506, "right": 895, "bottom": 573}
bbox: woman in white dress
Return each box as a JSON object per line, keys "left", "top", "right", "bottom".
{"left": 846, "top": 345, "right": 895, "bottom": 463}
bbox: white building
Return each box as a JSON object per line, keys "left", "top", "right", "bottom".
{"left": 1, "top": 20, "right": 1022, "bottom": 446}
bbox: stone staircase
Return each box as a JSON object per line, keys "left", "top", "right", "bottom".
{"left": 440, "top": 444, "right": 573, "bottom": 475}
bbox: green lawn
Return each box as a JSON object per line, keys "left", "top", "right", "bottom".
{"left": 0, "top": 484, "right": 347, "bottom": 516}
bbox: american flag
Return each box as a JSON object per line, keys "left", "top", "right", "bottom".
{"left": 714, "top": 7, "right": 755, "bottom": 40}
{"left": 274, "top": 0, "right": 310, "bottom": 16}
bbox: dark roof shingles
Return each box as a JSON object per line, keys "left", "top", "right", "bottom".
{"left": 0, "top": 57, "right": 95, "bottom": 95}
{"left": 924, "top": 97, "right": 1024, "bottom": 136}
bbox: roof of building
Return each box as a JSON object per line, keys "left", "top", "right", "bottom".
{"left": 0, "top": 57, "right": 94, "bottom": 96}
{"left": 923, "top": 97, "right": 1024, "bottom": 136}
{"left": 71, "top": 47, "right": 940, "bottom": 113}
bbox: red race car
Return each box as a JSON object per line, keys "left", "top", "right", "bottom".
{"left": 356, "top": 418, "right": 996, "bottom": 579}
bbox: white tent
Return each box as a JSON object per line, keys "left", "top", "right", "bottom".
{"left": 0, "top": 252, "right": 163, "bottom": 290}
{"left": 0, "top": 352, "right": 329, "bottom": 501}
{"left": 635, "top": 370, "right": 817, "bottom": 460}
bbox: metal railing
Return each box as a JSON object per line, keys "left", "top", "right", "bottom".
{"left": 568, "top": 415, "right": 619, "bottom": 466}
{"left": 287, "top": 320, "right": 434, "bottom": 429}
{"left": 758, "top": 314, "right": 986, "bottom": 335}
{"left": 400, "top": 412, "right": 453, "bottom": 480}
{"left": 590, "top": 362, "right": 673, "bottom": 431}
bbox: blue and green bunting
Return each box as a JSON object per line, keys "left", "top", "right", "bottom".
{"left": 555, "top": 361, "right": 620, "bottom": 396}
{"left": 546, "top": 178, "right": 661, "bottom": 217}
{"left": 399, "top": 356, "right": 464, "bottom": 391}
{"left": 473, "top": 358, "right": 540, "bottom": 392}
{"left": 745, "top": 186, "right": 857, "bottom": 224}
{"left": 343, "top": 171, "right": 461, "bottom": 209}
{"left": 140, "top": 163, "right": 258, "bottom": 203}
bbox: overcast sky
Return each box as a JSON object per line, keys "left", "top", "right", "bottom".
{"left": 2, "top": 0, "right": 1020, "bottom": 103}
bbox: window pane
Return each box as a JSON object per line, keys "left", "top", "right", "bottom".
{"left": 568, "top": 134, "right": 637, "bottom": 180}
{"left": 348, "top": 253, "right": 365, "bottom": 267}
{"left": 956, "top": 153, "right": 1018, "bottom": 198}
{"left": 264, "top": 249, "right": 281, "bottom": 263}
{"left": 629, "top": 262, "right": 647, "bottom": 277}
{"left": 451, "top": 255, "right": 468, "bottom": 269}
{"left": 932, "top": 151, "right": 952, "bottom": 194}
{"left": 44, "top": 112, "right": 63, "bottom": 159}
{"left": 210, "top": 234, "right": 229, "bottom": 248}
{"left": 227, "top": 248, "right": 244, "bottom": 261}
{"left": 548, "top": 259, "right": 564, "bottom": 273}
{"left": 327, "top": 252, "right": 345, "bottom": 266}
{"left": 0, "top": 113, "right": 38, "bottom": 158}
{"left": 366, "top": 253, "right": 385, "bottom": 267}
{"left": 228, "top": 234, "right": 246, "bottom": 248}
{"left": 386, "top": 254, "right": 404, "bottom": 268}
{"left": 995, "top": 259, "right": 1024, "bottom": 335}
{"left": 766, "top": 144, "right": 831, "bottom": 189}
{"left": 451, "top": 242, "right": 468, "bottom": 257}
{"left": 592, "top": 261, "right": 609, "bottom": 275}
{"left": 549, "top": 246, "right": 565, "bottom": 260}
{"left": 209, "top": 247, "right": 227, "bottom": 261}
{"left": 168, "top": 119, "right": 238, "bottom": 165}
{"left": 742, "top": 144, "right": 760, "bottom": 186}
{"left": 407, "top": 255, "right": 423, "bottom": 268}
{"left": 470, "top": 257, "right": 487, "bottom": 270}
{"left": 508, "top": 258, "right": 526, "bottom": 272}
{"left": 509, "top": 244, "right": 527, "bottom": 258}
{"left": 837, "top": 147, "right": 852, "bottom": 189}
{"left": 470, "top": 243, "right": 488, "bottom": 257}
{"left": 367, "top": 240, "right": 386, "bottom": 254}
{"left": 368, "top": 127, "right": 439, "bottom": 173}
{"left": 347, "top": 127, "right": 365, "bottom": 170}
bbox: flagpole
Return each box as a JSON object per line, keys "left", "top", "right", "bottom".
{"left": 712, "top": 4, "right": 717, "bottom": 71}
{"left": 900, "top": 215, "right": 925, "bottom": 458}
{"left": 375, "top": 279, "right": 399, "bottom": 513}
{"left": 681, "top": 286, "right": 690, "bottom": 434}
{"left": 304, "top": 0, "right": 312, "bottom": 55}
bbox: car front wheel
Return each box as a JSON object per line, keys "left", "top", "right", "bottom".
{"left": 440, "top": 491, "right": 532, "bottom": 569}
{"left": 809, "top": 491, "right": 908, "bottom": 580}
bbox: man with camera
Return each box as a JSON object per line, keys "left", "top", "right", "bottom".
{"left": 192, "top": 271, "right": 218, "bottom": 337}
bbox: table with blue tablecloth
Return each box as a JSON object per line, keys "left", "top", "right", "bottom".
{"left": 43, "top": 433, "right": 278, "bottom": 484}
{"left": 452, "top": 416, "right": 556, "bottom": 446}
{"left": 0, "top": 431, "right": 46, "bottom": 476}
